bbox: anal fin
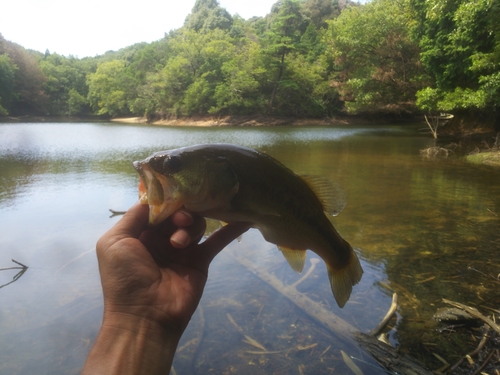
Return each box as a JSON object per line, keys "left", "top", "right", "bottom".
{"left": 278, "top": 246, "right": 306, "bottom": 273}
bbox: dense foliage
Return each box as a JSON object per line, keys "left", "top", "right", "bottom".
{"left": 324, "top": 0, "right": 425, "bottom": 114}
{"left": 411, "top": 0, "right": 500, "bottom": 114}
{"left": 0, "top": 0, "right": 499, "bottom": 123}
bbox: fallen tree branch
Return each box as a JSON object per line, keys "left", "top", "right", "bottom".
{"left": 290, "top": 258, "right": 321, "bottom": 288}
{"left": 227, "top": 249, "right": 357, "bottom": 341}
{"left": 228, "top": 248, "right": 433, "bottom": 374}
{"left": 353, "top": 333, "right": 433, "bottom": 375}
{"left": 449, "top": 325, "right": 491, "bottom": 373}
{"left": 442, "top": 299, "right": 500, "bottom": 335}
{"left": 471, "top": 348, "right": 498, "bottom": 375}
{"left": 370, "top": 293, "right": 398, "bottom": 337}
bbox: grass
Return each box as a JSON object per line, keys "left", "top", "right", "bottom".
{"left": 465, "top": 150, "right": 500, "bottom": 166}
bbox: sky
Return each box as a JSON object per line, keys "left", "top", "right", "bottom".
{"left": 0, "top": 0, "right": 278, "bottom": 58}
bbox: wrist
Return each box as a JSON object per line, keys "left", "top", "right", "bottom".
{"left": 102, "top": 309, "right": 184, "bottom": 341}
{"left": 82, "top": 311, "right": 183, "bottom": 375}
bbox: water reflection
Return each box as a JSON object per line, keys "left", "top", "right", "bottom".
{"left": 0, "top": 122, "right": 499, "bottom": 374}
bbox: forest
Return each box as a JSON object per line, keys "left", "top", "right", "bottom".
{"left": 0, "top": 0, "right": 499, "bottom": 126}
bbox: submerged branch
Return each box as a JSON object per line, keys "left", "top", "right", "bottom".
{"left": 353, "top": 332, "right": 433, "bottom": 375}
{"left": 227, "top": 248, "right": 357, "bottom": 341}
{"left": 109, "top": 209, "right": 127, "bottom": 217}
{"left": 290, "top": 258, "right": 321, "bottom": 288}
{"left": 442, "top": 299, "right": 500, "bottom": 335}
{"left": 228, "top": 248, "right": 433, "bottom": 375}
{"left": 0, "top": 259, "right": 28, "bottom": 271}
{"left": 424, "top": 114, "right": 438, "bottom": 139}
{"left": 471, "top": 348, "right": 498, "bottom": 375}
{"left": 0, "top": 259, "right": 29, "bottom": 289}
{"left": 370, "top": 293, "right": 398, "bottom": 337}
{"left": 449, "top": 325, "right": 491, "bottom": 372}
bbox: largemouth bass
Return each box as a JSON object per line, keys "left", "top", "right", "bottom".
{"left": 133, "top": 144, "right": 363, "bottom": 307}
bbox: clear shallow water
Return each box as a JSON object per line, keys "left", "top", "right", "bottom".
{"left": 0, "top": 122, "right": 498, "bottom": 374}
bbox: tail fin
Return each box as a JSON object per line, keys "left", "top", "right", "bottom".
{"left": 327, "top": 247, "right": 363, "bottom": 308}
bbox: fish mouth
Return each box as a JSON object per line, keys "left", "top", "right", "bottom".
{"left": 133, "top": 161, "right": 183, "bottom": 225}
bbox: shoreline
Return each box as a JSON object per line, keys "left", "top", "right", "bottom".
{"left": 2, "top": 114, "right": 498, "bottom": 166}
{"left": 110, "top": 115, "right": 372, "bottom": 127}
{"left": 2, "top": 113, "right": 496, "bottom": 137}
{"left": 1, "top": 114, "right": 404, "bottom": 127}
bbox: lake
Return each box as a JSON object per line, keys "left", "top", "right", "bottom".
{"left": 0, "top": 122, "right": 498, "bottom": 374}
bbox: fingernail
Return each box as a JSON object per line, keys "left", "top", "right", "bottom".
{"left": 179, "top": 209, "right": 193, "bottom": 220}
{"left": 171, "top": 232, "right": 189, "bottom": 248}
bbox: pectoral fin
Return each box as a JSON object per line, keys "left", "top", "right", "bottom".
{"left": 300, "top": 175, "right": 346, "bottom": 216}
{"left": 278, "top": 246, "right": 306, "bottom": 273}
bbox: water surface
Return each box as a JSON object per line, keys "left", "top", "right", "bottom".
{"left": 0, "top": 122, "right": 498, "bottom": 374}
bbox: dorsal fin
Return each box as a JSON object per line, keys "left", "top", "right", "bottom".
{"left": 300, "top": 175, "right": 346, "bottom": 216}
{"left": 278, "top": 246, "right": 306, "bottom": 273}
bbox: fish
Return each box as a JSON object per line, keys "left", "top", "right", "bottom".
{"left": 133, "top": 143, "right": 363, "bottom": 307}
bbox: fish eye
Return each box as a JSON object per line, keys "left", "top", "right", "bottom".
{"left": 163, "top": 155, "right": 181, "bottom": 174}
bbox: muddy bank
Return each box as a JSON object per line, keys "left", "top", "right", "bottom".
{"left": 1, "top": 114, "right": 405, "bottom": 126}
{"left": 420, "top": 130, "right": 500, "bottom": 166}
{"left": 0, "top": 114, "right": 321, "bottom": 126}
{"left": 111, "top": 114, "right": 394, "bottom": 127}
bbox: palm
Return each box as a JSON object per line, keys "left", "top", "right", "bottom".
{"left": 97, "top": 203, "right": 249, "bottom": 333}
{"left": 100, "top": 231, "right": 207, "bottom": 332}
{"left": 83, "top": 204, "right": 249, "bottom": 375}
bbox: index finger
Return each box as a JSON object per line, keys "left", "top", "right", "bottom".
{"left": 198, "top": 223, "right": 251, "bottom": 264}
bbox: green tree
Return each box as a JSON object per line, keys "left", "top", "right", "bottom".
{"left": 112, "top": 43, "right": 166, "bottom": 116}
{"left": 0, "top": 53, "right": 17, "bottom": 115}
{"left": 324, "top": 0, "right": 424, "bottom": 114}
{"left": 299, "top": 23, "right": 325, "bottom": 62}
{"left": 411, "top": 0, "right": 500, "bottom": 113}
{"left": 262, "top": 0, "right": 307, "bottom": 110}
{"left": 302, "top": 0, "right": 340, "bottom": 28}
{"left": 0, "top": 34, "right": 48, "bottom": 115}
{"left": 139, "top": 28, "right": 237, "bottom": 116}
{"left": 87, "top": 60, "right": 131, "bottom": 116}
{"left": 184, "top": 0, "right": 233, "bottom": 32}
{"left": 39, "top": 53, "right": 90, "bottom": 115}
{"left": 209, "top": 42, "right": 266, "bottom": 114}
{"left": 67, "top": 88, "right": 89, "bottom": 115}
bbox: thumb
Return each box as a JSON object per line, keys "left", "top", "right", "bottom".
{"left": 97, "top": 202, "right": 149, "bottom": 252}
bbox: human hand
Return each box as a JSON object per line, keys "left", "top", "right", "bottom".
{"left": 96, "top": 202, "right": 249, "bottom": 334}
{"left": 82, "top": 202, "right": 249, "bottom": 375}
